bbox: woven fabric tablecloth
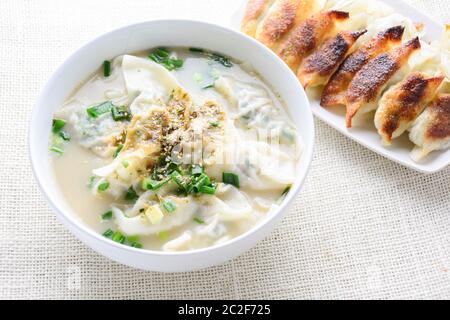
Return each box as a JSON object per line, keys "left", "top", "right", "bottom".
{"left": 1, "top": 0, "right": 450, "bottom": 300}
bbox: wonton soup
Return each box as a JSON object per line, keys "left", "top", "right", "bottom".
{"left": 49, "top": 47, "right": 301, "bottom": 251}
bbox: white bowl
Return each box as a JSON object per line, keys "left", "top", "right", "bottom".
{"left": 29, "top": 19, "right": 314, "bottom": 272}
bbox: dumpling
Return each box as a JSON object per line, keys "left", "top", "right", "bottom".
{"left": 277, "top": 10, "right": 349, "bottom": 70}
{"left": 241, "top": 0, "right": 275, "bottom": 37}
{"left": 345, "top": 37, "right": 421, "bottom": 128}
{"left": 409, "top": 94, "right": 450, "bottom": 161}
{"left": 198, "top": 184, "right": 253, "bottom": 222}
{"left": 321, "top": 26, "right": 404, "bottom": 107}
{"left": 374, "top": 72, "right": 444, "bottom": 145}
{"left": 325, "top": 0, "right": 394, "bottom": 31}
{"left": 297, "top": 29, "right": 366, "bottom": 89}
{"left": 121, "top": 55, "right": 179, "bottom": 100}
{"left": 254, "top": 0, "right": 320, "bottom": 50}
{"left": 112, "top": 195, "right": 198, "bottom": 236}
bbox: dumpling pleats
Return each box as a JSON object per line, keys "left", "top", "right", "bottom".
{"left": 374, "top": 72, "right": 444, "bottom": 145}
{"left": 277, "top": 10, "right": 349, "bottom": 70}
{"left": 409, "top": 94, "right": 450, "bottom": 161}
{"left": 321, "top": 25, "right": 405, "bottom": 107}
{"left": 297, "top": 29, "right": 366, "bottom": 89}
{"left": 255, "top": 0, "right": 320, "bottom": 50}
{"left": 345, "top": 37, "right": 421, "bottom": 128}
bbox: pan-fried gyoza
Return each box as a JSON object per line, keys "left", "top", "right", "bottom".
{"left": 375, "top": 72, "right": 444, "bottom": 145}
{"left": 297, "top": 29, "right": 366, "bottom": 88}
{"left": 241, "top": 0, "right": 450, "bottom": 161}
{"left": 321, "top": 26, "right": 405, "bottom": 107}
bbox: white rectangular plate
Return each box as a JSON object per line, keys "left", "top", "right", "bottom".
{"left": 230, "top": 0, "right": 449, "bottom": 173}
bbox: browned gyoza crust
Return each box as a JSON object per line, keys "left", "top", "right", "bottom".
{"left": 345, "top": 37, "right": 421, "bottom": 128}
{"left": 277, "top": 10, "right": 349, "bottom": 70}
{"left": 321, "top": 26, "right": 405, "bottom": 107}
{"left": 255, "top": 0, "right": 319, "bottom": 50}
{"left": 241, "top": 0, "right": 275, "bottom": 37}
{"left": 426, "top": 94, "right": 450, "bottom": 140}
{"left": 297, "top": 29, "right": 367, "bottom": 88}
{"left": 377, "top": 73, "right": 444, "bottom": 142}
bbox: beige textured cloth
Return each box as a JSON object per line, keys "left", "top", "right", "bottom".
{"left": 1, "top": 0, "right": 450, "bottom": 300}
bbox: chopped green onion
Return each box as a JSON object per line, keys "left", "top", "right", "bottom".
{"left": 103, "top": 60, "right": 111, "bottom": 77}
{"left": 86, "top": 101, "right": 113, "bottom": 118}
{"left": 142, "top": 177, "right": 170, "bottom": 191}
{"left": 49, "top": 146, "right": 64, "bottom": 155}
{"left": 122, "top": 160, "right": 130, "bottom": 168}
{"left": 97, "top": 181, "right": 110, "bottom": 192}
{"left": 222, "top": 172, "right": 240, "bottom": 188}
{"left": 113, "top": 144, "right": 124, "bottom": 158}
{"left": 111, "top": 231, "right": 126, "bottom": 244}
{"left": 281, "top": 185, "right": 291, "bottom": 197}
{"left": 58, "top": 131, "right": 71, "bottom": 141}
{"left": 193, "top": 173, "right": 211, "bottom": 192}
{"left": 154, "top": 47, "right": 170, "bottom": 58}
{"left": 162, "top": 199, "right": 177, "bottom": 213}
{"left": 102, "top": 229, "right": 114, "bottom": 238}
{"left": 101, "top": 210, "right": 113, "bottom": 220}
{"left": 125, "top": 187, "right": 138, "bottom": 201}
{"left": 126, "top": 235, "right": 139, "bottom": 243}
{"left": 189, "top": 47, "right": 205, "bottom": 53}
{"left": 193, "top": 217, "right": 205, "bottom": 224}
{"left": 87, "top": 176, "right": 96, "bottom": 189}
{"left": 52, "top": 119, "right": 66, "bottom": 133}
{"left": 211, "top": 53, "right": 233, "bottom": 67}
{"left": 131, "top": 242, "right": 143, "bottom": 249}
{"left": 210, "top": 121, "right": 220, "bottom": 127}
{"left": 202, "top": 82, "right": 215, "bottom": 89}
{"left": 111, "top": 105, "right": 132, "bottom": 121}
{"left": 170, "top": 171, "right": 192, "bottom": 192}
{"left": 199, "top": 185, "right": 216, "bottom": 195}
{"left": 149, "top": 48, "right": 184, "bottom": 71}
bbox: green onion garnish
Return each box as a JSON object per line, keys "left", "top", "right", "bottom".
{"left": 131, "top": 242, "right": 143, "bottom": 248}
{"left": 199, "top": 185, "right": 216, "bottom": 195}
{"left": 149, "top": 48, "right": 184, "bottom": 71}
{"left": 111, "top": 231, "right": 126, "bottom": 244}
{"left": 281, "top": 185, "right": 291, "bottom": 197}
{"left": 103, "top": 60, "right": 111, "bottom": 77}
{"left": 102, "top": 229, "right": 114, "bottom": 238}
{"left": 52, "top": 119, "right": 66, "bottom": 133}
{"left": 97, "top": 181, "right": 110, "bottom": 192}
{"left": 125, "top": 187, "right": 138, "bottom": 201}
{"left": 86, "top": 101, "right": 113, "bottom": 118}
{"left": 87, "top": 176, "right": 96, "bottom": 189}
{"left": 189, "top": 47, "right": 205, "bottom": 53}
{"left": 162, "top": 199, "right": 177, "bottom": 213}
{"left": 113, "top": 144, "right": 124, "bottom": 158}
{"left": 111, "top": 105, "right": 132, "bottom": 121}
{"left": 101, "top": 210, "right": 113, "bottom": 220}
{"left": 142, "top": 177, "right": 170, "bottom": 191}
{"left": 193, "top": 173, "right": 211, "bottom": 192}
{"left": 222, "top": 172, "right": 240, "bottom": 188}
{"left": 49, "top": 146, "right": 64, "bottom": 155}
{"left": 170, "top": 171, "right": 192, "bottom": 192}
{"left": 122, "top": 160, "right": 130, "bottom": 168}
{"left": 212, "top": 54, "right": 232, "bottom": 67}
{"left": 58, "top": 131, "right": 71, "bottom": 141}
{"left": 193, "top": 217, "right": 205, "bottom": 224}
{"left": 210, "top": 121, "right": 220, "bottom": 127}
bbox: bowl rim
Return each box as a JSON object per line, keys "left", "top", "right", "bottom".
{"left": 29, "top": 18, "right": 315, "bottom": 257}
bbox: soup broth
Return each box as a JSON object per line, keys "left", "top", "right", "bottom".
{"left": 50, "top": 47, "right": 301, "bottom": 251}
